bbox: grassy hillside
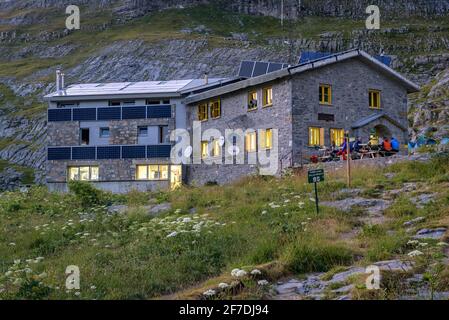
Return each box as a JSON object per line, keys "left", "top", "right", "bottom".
{"left": 1, "top": 154, "right": 449, "bottom": 300}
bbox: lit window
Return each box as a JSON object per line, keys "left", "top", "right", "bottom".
{"left": 136, "top": 165, "right": 148, "bottom": 180}
{"left": 68, "top": 166, "right": 99, "bottom": 181}
{"left": 330, "top": 128, "right": 345, "bottom": 147}
{"left": 369, "top": 90, "right": 381, "bottom": 109}
{"left": 248, "top": 91, "right": 258, "bottom": 110}
{"left": 210, "top": 100, "right": 221, "bottom": 119}
{"left": 245, "top": 131, "right": 257, "bottom": 152}
{"left": 136, "top": 165, "right": 169, "bottom": 181}
{"left": 319, "top": 85, "right": 332, "bottom": 105}
{"left": 262, "top": 87, "right": 273, "bottom": 107}
{"left": 198, "top": 103, "right": 208, "bottom": 121}
{"left": 201, "top": 141, "right": 209, "bottom": 159}
{"left": 99, "top": 127, "right": 110, "bottom": 138}
{"left": 260, "top": 129, "right": 273, "bottom": 150}
{"left": 309, "top": 127, "right": 325, "bottom": 147}
{"left": 211, "top": 140, "right": 221, "bottom": 157}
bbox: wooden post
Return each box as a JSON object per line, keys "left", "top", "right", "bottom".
{"left": 346, "top": 132, "right": 351, "bottom": 187}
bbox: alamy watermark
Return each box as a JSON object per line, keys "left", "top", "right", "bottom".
{"left": 66, "top": 5, "right": 80, "bottom": 30}
{"left": 65, "top": 265, "right": 80, "bottom": 290}
{"left": 365, "top": 265, "right": 381, "bottom": 290}
{"left": 366, "top": 5, "right": 381, "bottom": 30}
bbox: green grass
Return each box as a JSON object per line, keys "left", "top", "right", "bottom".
{"left": 0, "top": 157, "right": 449, "bottom": 299}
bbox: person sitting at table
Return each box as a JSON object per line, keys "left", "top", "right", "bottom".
{"left": 391, "top": 137, "right": 400, "bottom": 152}
{"left": 337, "top": 140, "right": 348, "bottom": 160}
{"left": 381, "top": 137, "right": 393, "bottom": 153}
{"left": 352, "top": 137, "right": 362, "bottom": 152}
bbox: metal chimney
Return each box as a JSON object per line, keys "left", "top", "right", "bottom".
{"left": 56, "top": 69, "right": 61, "bottom": 92}
{"left": 61, "top": 72, "right": 65, "bottom": 90}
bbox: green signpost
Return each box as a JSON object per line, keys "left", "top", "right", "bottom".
{"left": 308, "top": 169, "right": 324, "bottom": 214}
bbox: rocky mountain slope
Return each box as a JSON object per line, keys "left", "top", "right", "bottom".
{"left": 0, "top": 1, "right": 448, "bottom": 187}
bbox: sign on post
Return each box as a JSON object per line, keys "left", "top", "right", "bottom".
{"left": 308, "top": 169, "right": 324, "bottom": 184}
{"left": 308, "top": 169, "right": 324, "bottom": 214}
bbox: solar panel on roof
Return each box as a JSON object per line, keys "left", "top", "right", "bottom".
{"left": 267, "top": 63, "right": 283, "bottom": 73}
{"left": 238, "top": 61, "right": 256, "bottom": 78}
{"left": 72, "top": 147, "right": 96, "bottom": 160}
{"left": 252, "top": 62, "right": 269, "bottom": 77}
{"left": 72, "top": 108, "right": 97, "bottom": 121}
{"left": 97, "top": 107, "right": 121, "bottom": 121}
{"left": 237, "top": 61, "right": 289, "bottom": 78}
{"left": 48, "top": 109, "right": 72, "bottom": 122}
{"left": 299, "top": 52, "right": 332, "bottom": 64}
{"left": 48, "top": 147, "right": 71, "bottom": 160}
{"left": 122, "top": 146, "right": 146, "bottom": 159}
{"left": 97, "top": 146, "right": 121, "bottom": 159}
{"left": 122, "top": 106, "right": 146, "bottom": 119}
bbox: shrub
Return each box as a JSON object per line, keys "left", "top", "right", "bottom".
{"left": 282, "top": 240, "right": 354, "bottom": 274}
{"left": 68, "top": 181, "right": 105, "bottom": 208}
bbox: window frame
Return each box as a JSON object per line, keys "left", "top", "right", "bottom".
{"left": 247, "top": 91, "right": 258, "bottom": 111}
{"left": 201, "top": 141, "right": 209, "bottom": 159}
{"left": 68, "top": 166, "right": 99, "bottom": 182}
{"left": 138, "top": 126, "right": 148, "bottom": 137}
{"left": 262, "top": 87, "right": 273, "bottom": 107}
{"left": 309, "top": 127, "right": 325, "bottom": 147}
{"left": 211, "top": 139, "right": 222, "bottom": 158}
{"left": 210, "top": 99, "right": 221, "bottom": 119}
{"left": 108, "top": 100, "right": 121, "bottom": 107}
{"left": 136, "top": 164, "right": 169, "bottom": 181}
{"left": 369, "top": 89, "right": 381, "bottom": 109}
{"left": 319, "top": 84, "right": 332, "bottom": 105}
{"left": 330, "top": 128, "right": 345, "bottom": 147}
{"left": 260, "top": 128, "right": 273, "bottom": 150}
{"left": 198, "top": 103, "right": 208, "bottom": 121}
{"left": 245, "top": 131, "right": 257, "bottom": 153}
{"left": 99, "top": 127, "right": 110, "bottom": 138}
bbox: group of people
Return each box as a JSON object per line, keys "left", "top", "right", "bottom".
{"left": 328, "top": 136, "right": 400, "bottom": 161}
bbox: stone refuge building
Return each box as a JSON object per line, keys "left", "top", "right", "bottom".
{"left": 45, "top": 49, "right": 420, "bottom": 192}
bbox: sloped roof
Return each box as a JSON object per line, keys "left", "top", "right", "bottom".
{"left": 351, "top": 112, "right": 407, "bottom": 131}
{"left": 184, "top": 49, "right": 420, "bottom": 105}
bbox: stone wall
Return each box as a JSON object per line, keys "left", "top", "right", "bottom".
{"left": 291, "top": 57, "right": 409, "bottom": 164}
{"left": 47, "top": 121, "right": 80, "bottom": 146}
{"left": 185, "top": 78, "right": 293, "bottom": 185}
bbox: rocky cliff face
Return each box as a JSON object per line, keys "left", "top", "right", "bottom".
{"left": 409, "top": 67, "right": 449, "bottom": 141}
{"left": 0, "top": 0, "right": 448, "bottom": 188}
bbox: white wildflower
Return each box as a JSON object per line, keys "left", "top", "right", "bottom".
{"left": 261, "top": 210, "right": 267, "bottom": 215}
{"left": 235, "top": 270, "right": 247, "bottom": 278}
{"left": 258, "top": 280, "right": 269, "bottom": 286}
{"left": 418, "top": 242, "right": 428, "bottom": 247}
{"left": 203, "top": 289, "right": 216, "bottom": 297}
{"left": 13, "top": 259, "right": 20, "bottom": 264}
{"left": 9, "top": 243, "right": 16, "bottom": 246}
{"left": 5, "top": 271, "right": 12, "bottom": 277}
{"left": 166, "top": 231, "right": 178, "bottom": 238}
{"left": 437, "top": 242, "right": 448, "bottom": 246}
{"left": 175, "top": 209, "right": 182, "bottom": 214}
{"left": 218, "top": 283, "right": 229, "bottom": 289}
{"left": 182, "top": 217, "right": 192, "bottom": 223}
{"left": 407, "top": 240, "right": 419, "bottom": 246}
{"left": 408, "top": 250, "right": 424, "bottom": 257}
{"left": 251, "top": 269, "right": 262, "bottom": 275}
{"left": 231, "top": 268, "right": 241, "bottom": 277}
{"left": 90, "top": 285, "right": 97, "bottom": 290}
{"left": 74, "top": 291, "right": 81, "bottom": 296}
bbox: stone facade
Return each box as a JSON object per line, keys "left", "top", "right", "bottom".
{"left": 186, "top": 57, "right": 411, "bottom": 185}
{"left": 46, "top": 105, "right": 175, "bottom": 193}
{"left": 291, "top": 58, "right": 409, "bottom": 164}
{"left": 185, "top": 78, "right": 293, "bottom": 185}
